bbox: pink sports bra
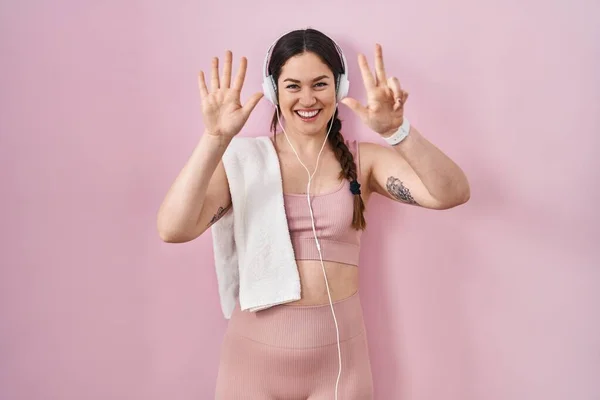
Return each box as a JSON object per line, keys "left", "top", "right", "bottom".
{"left": 283, "top": 140, "right": 363, "bottom": 266}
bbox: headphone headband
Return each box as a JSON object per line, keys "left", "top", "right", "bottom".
{"left": 261, "top": 29, "right": 350, "bottom": 105}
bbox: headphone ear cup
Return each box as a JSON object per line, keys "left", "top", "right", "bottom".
{"left": 262, "top": 76, "right": 278, "bottom": 105}
{"left": 336, "top": 74, "right": 350, "bottom": 102}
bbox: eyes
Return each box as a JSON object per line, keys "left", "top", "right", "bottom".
{"left": 285, "top": 82, "right": 329, "bottom": 90}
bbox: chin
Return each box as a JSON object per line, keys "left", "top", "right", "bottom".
{"left": 284, "top": 110, "right": 335, "bottom": 136}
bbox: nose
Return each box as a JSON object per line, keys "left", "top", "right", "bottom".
{"left": 298, "top": 87, "right": 317, "bottom": 107}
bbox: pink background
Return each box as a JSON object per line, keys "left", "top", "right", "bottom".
{"left": 1, "top": 0, "right": 599, "bottom": 399}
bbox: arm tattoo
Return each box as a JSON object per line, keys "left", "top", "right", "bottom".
{"left": 207, "top": 204, "right": 232, "bottom": 227}
{"left": 386, "top": 176, "right": 419, "bottom": 205}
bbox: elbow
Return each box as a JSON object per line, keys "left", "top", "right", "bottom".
{"left": 158, "top": 228, "right": 178, "bottom": 243}
{"left": 157, "top": 220, "right": 200, "bottom": 244}
{"left": 458, "top": 184, "right": 471, "bottom": 205}
{"left": 449, "top": 174, "right": 471, "bottom": 207}
{"left": 452, "top": 184, "right": 471, "bottom": 208}
{"left": 451, "top": 171, "right": 471, "bottom": 207}
{"left": 435, "top": 185, "right": 470, "bottom": 210}
{"left": 157, "top": 213, "right": 170, "bottom": 242}
{"left": 157, "top": 227, "right": 193, "bottom": 243}
{"left": 157, "top": 223, "right": 177, "bottom": 243}
{"left": 157, "top": 216, "right": 185, "bottom": 243}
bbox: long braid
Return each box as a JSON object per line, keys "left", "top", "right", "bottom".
{"left": 327, "top": 110, "right": 367, "bottom": 230}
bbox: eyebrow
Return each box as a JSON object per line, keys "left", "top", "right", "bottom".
{"left": 283, "top": 75, "right": 330, "bottom": 83}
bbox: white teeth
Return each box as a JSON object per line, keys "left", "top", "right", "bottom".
{"left": 296, "top": 110, "right": 319, "bottom": 118}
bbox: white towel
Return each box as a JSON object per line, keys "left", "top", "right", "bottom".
{"left": 210, "top": 135, "right": 301, "bottom": 319}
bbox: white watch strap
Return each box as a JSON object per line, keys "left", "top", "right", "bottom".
{"left": 382, "top": 117, "right": 411, "bottom": 146}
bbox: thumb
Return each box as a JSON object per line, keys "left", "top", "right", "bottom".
{"left": 242, "top": 92, "right": 264, "bottom": 116}
{"left": 340, "top": 97, "right": 367, "bottom": 120}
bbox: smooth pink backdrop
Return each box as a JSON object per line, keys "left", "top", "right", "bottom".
{"left": 1, "top": 0, "right": 599, "bottom": 399}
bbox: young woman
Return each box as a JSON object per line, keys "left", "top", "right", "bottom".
{"left": 157, "top": 28, "right": 470, "bottom": 400}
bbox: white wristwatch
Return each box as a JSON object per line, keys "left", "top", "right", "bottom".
{"left": 382, "top": 117, "right": 411, "bottom": 146}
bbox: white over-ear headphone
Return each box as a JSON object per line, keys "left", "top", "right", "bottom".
{"left": 261, "top": 30, "right": 350, "bottom": 105}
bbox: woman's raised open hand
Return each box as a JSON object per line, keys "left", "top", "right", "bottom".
{"left": 198, "top": 51, "right": 263, "bottom": 139}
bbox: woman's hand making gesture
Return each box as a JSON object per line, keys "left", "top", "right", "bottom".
{"left": 198, "top": 51, "right": 264, "bottom": 138}
{"left": 341, "top": 44, "right": 408, "bottom": 138}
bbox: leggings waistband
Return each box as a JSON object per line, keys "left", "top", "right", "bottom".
{"left": 226, "top": 291, "right": 366, "bottom": 349}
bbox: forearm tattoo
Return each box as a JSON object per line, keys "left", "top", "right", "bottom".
{"left": 386, "top": 176, "right": 419, "bottom": 205}
{"left": 207, "top": 204, "right": 232, "bottom": 227}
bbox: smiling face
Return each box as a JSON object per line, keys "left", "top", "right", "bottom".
{"left": 276, "top": 51, "right": 338, "bottom": 137}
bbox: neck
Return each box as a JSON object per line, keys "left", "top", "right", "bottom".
{"left": 278, "top": 130, "right": 330, "bottom": 156}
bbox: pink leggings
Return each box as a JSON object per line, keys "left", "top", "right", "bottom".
{"left": 214, "top": 291, "right": 374, "bottom": 399}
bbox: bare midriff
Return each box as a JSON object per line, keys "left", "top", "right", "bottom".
{"left": 283, "top": 261, "right": 359, "bottom": 306}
